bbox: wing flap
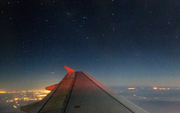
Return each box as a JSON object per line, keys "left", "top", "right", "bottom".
{"left": 20, "top": 101, "right": 40, "bottom": 112}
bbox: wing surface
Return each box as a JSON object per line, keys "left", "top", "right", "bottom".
{"left": 21, "top": 67, "right": 148, "bottom": 113}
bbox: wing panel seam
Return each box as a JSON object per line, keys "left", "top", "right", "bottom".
{"left": 63, "top": 72, "right": 77, "bottom": 113}
{"left": 38, "top": 74, "right": 69, "bottom": 113}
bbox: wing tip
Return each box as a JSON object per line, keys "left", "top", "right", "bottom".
{"left": 64, "top": 66, "right": 75, "bottom": 73}
{"left": 45, "top": 84, "right": 57, "bottom": 91}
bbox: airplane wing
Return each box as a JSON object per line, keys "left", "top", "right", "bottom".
{"left": 21, "top": 66, "right": 148, "bottom": 113}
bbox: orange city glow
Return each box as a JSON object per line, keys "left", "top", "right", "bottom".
{"left": 0, "top": 91, "right": 6, "bottom": 93}
{"left": 153, "top": 87, "right": 157, "bottom": 90}
{"left": 128, "top": 88, "right": 136, "bottom": 90}
{"left": 14, "top": 98, "right": 19, "bottom": 101}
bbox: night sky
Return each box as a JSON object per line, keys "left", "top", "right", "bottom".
{"left": 1, "top": 0, "right": 180, "bottom": 91}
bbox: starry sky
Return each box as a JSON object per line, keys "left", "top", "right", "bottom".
{"left": 0, "top": 0, "right": 180, "bottom": 91}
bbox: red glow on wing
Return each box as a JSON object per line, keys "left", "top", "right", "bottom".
{"left": 45, "top": 84, "right": 57, "bottom": 91}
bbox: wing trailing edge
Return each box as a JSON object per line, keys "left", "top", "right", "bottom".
{"left": 20, "top": 101, "right": 40, "bottom": 112}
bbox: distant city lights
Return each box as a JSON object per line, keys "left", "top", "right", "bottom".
{"left": 153, "top": 87, "right": 171, "bottom": 90}
{"left": 3, "top": 90, "right": 50, "bottom": 104}
{"left": 0, "top": 91, "right": 6, "bottom": 93}
{"left": 153, "top": 87, "right": 157, "bottom": 90}
{"left": 128, "top": 88, "right": 136, "bottom": 90}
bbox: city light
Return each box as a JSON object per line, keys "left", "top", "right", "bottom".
{"left": 128, "top": 88, "right": 136, "bottom": 90}
{"left": 153, "top": 87, "right": 157, "bottom": 90}
{"left": 0, "top": 91, "right": 6, "bottom": 93}
{"left": 14, "top": 98, "right": 19, "bottom": 101}
{"left": 13, "top": 105, "right": 18, "bottom": 109}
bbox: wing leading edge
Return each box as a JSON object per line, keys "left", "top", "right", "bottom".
{"left": 21, "top": 66, "right": 148, "bottom": 113}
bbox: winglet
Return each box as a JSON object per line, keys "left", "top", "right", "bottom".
{"left": 64, "top": 66, "right": 75, "bottom": 73}
{"left": 45, "top": 84, "right": 58, "bottom": 91}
